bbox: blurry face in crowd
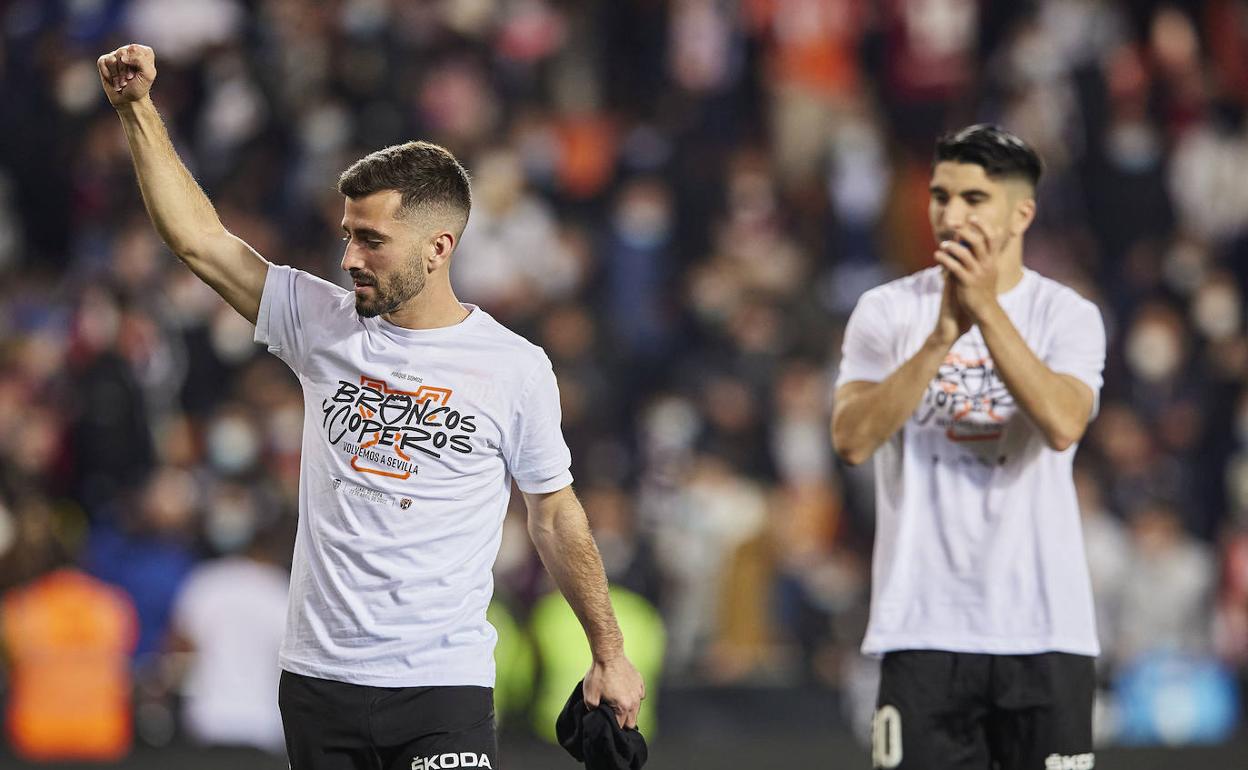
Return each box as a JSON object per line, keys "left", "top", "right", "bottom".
{"left": 928, "top": 162, "right": 1035, "bottom": 260}
{"left": 340, "top": 190, "right": 430, "bottom": 318}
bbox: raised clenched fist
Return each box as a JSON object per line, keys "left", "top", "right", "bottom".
{"left": 97, "top": 44, "right": 156, "bottom": 107}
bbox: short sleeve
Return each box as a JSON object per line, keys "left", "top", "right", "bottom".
{"left": 254, "top": 264, "right": 349, "bottom": 373}
{"left": 1044, "top": 294, "right": 1107, "bottom": 421}
{"left": 505, "top": 357, "right": 574, "bottom": 494}
{"left": 835, "top": 288, "right": 897, "bottom": 388}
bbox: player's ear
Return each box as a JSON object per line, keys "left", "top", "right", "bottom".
{"left": 1010, "top": 193, "right": 1036, "bottom": 238}
{"left": 427, "top": 231, "right": 455, "bottom": 271}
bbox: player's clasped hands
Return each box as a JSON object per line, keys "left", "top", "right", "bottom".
{"left": 934, "top": 215, "right": 1001, "bottom": 322}
{"left": 96, "top": 44, "right": 157, "bottom": 106}
{"left": 934, "top": 264, "right": 974, "bottom": 345}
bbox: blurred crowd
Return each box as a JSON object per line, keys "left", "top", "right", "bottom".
{"left": 1, "top": 0, "right": 1247, "bottom": 757}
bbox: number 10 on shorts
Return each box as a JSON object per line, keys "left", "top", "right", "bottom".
{"left": 872, "top": 704, "right": 903, "bottom": 769}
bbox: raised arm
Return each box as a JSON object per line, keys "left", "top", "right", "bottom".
{"left": 98, "top": 44, "right": 267, "bottom": 324}
{"left": 523, "top": 485, "right": 645, "bottom": 729}
{"left": 832, "top": 275, "right": 968, "bottom": 465}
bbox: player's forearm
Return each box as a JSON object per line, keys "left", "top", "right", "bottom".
{"left": 115, "top": 96, "right": 227, "bottom": 258}
{"left": 832, "top": 334, "right": 952, "bottom": 465}
{"left": 975, "top": 302, "right": 1087, "bottom": 451}
{"left": 528, "top": 497, "right": 626, "bottom": 662}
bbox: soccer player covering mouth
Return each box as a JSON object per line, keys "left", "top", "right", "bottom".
{"left": 832, "top": 125, "right": 1106, "bottom": 770}
{"left": 99, "top": 44, "right": 644, "bottom": 769}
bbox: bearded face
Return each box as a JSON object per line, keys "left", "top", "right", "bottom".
{"left": 341, "top": 190, "right": 433, "bottom": 320}
{"left": 349, "top": 249, "right": 426, "bottom": 318}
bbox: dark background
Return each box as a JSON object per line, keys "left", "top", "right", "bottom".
{"left": 1, "top": 0, "right": 1247, "bottom": 767}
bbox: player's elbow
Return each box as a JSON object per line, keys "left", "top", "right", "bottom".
{"left": 164, "top": 225, "right": 230, "bottom": 264}
{"left": 835, "top": 444, "right": 872, "bottom": 467}
{"left": 525, "top": 503, "right": 560, "bottom": 545}
{"left": 1046, "top": 436, "right": 1073, "bottom": 453}
{"left": 1044, "top": 423, "right": 1084, "bottom": 453}
{"left": 523, "top": 487, "right": 576, "bottom": 541}
{"left": 831, "top": 384, "right": 883, "bottom": 466}
{"left": 525, "top": 510, "right": 553, "bottom": 543}
{"left": 1046, "top": 380, "right": 1095, "bottom": 453}
{"left": 160, "top": 232, "right": 196, "bottom": 262}
{"left": 831, "top": 421, "right": 872, "bottom": 466}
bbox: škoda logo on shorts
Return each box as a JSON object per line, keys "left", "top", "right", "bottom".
{"left": 411, "top": 753, "right": 491, "bottom": 769}
{"left": 1045, "top": 753, "right": 1094, "bottom": 770}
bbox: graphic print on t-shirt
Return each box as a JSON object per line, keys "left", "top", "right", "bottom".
{"left": 914, "top": 351, "right": 1016, "bottom": 447}
{"left": 319, "top": 374, "right": 478, "bottom": 481}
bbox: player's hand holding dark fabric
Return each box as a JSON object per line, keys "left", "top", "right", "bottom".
{"left": 583, "top": 654, "right": 645, "bottom": 730}
{"left": 557, "top": 679, "right": 648, "bottom": 770}
{"left": 97, "top": 44, "right": 156, "bottom": 107}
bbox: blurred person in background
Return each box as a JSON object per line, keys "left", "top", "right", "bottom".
{"left": 832, "top": 125, "right": 1106, "bottom": 770}
{"left": 651, "top": 451, "right": 768, "bottom": 679}
{"left": 166, "top": 492, "right": 291, "bottom": 753}
{"left": 1113, "top": 499, "right": 1216, "bottom": 668}
{"left": 452, "top": 146, "right": 580, "bottom": 320}
{"left": 98, "top": 42, "right": 643, "bottom": 770}
{"left": 1217, "top": 511, "right": 1248, "bottom": 704}
{"left": 0, "top": 492, "right": 138, "bottom": 762}
{"left": 67, "top": 284, "right": 157, "bottom": 505}
{"left": 1074, "top": 466, "right": 1130, "bottom": 673}
{"left": 84, "top": 464, "right": 199, "bottom": 664}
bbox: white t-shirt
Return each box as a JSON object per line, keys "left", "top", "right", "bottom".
{"left": 255, "top": 264, "right": 573, "bottom": 687}
{"left": 173, "top": 557, "right": 289, "bottom": 752}
{"left": 836, "top": 267, "right": 1105, "bottom": 657}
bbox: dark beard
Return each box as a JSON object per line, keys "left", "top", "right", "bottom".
{"left": 354, "top": 264, "right": 426, "bottom": 318}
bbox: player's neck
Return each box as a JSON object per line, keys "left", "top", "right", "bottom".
{"left": 996, "top": 247, "right": 1025, "bottom": 294}
{"left": 382, "top": 282, "right": 469, "bottom": 330}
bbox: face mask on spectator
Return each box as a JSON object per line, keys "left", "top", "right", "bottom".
{"left": 207, "top": 414, "right": 261, "bottom": 475}
{"left": 1125, "top": 320, "right": 1182, "bottom": 383}
{"left": 1191, "top": 279, "right": 1242, "bottom": 341}
{"left": 205, "top": 496, "right": 257, "bottom": 554}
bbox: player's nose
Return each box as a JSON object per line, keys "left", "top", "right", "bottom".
{"left": 340, "top": 245, "right": 365, "bottom": 273}
{"left": 940, "top": 204, "right": 968, "bottom": 234}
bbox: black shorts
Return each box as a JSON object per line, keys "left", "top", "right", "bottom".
{"left": 872, "top": 651, "right": 1094, "bottom": 770}
{"left": 278, "top": 670, "right": 497, "bottom": 770}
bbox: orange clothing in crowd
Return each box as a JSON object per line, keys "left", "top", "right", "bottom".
{"left": 1, "top": 568, "right": 138, "bottom": 761}
{"left": 745, "top": 0, "right": 866, "bottom": 98}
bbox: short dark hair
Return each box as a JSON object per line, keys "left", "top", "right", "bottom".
{"left": 934, "top": 124, "right": 1043, "bottom": 188}
{"left": 337, "top": 141, "right": 472, "bottom": 226}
